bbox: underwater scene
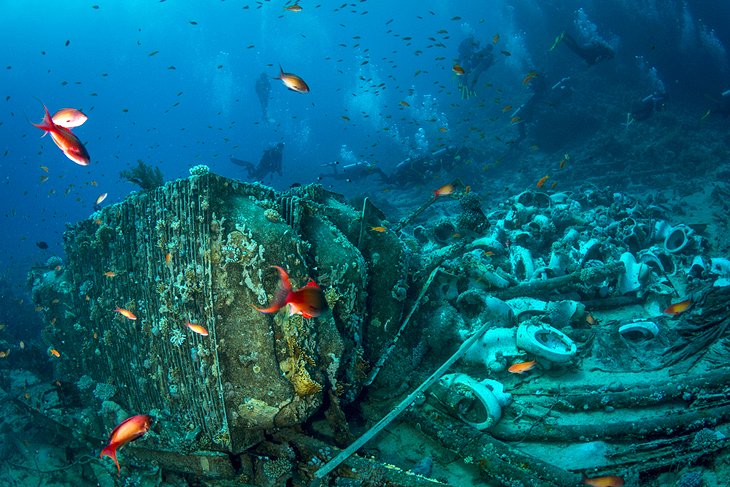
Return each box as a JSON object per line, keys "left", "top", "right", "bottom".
{"left": 1, "top": 1, "right": 730, "bottom": 486}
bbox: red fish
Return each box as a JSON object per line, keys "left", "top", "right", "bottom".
{"left": 33, "top": 104, "right": 91, "bottom": 166}
{"left": 51, "top": 108, "right": 88, "bottom": 128}
{"left": 508, "top": 360, "right": 537, "bottom": 374}
{"left": 433, "top": 183, "right": 454, "bottom": 197}
{"left": 277, "top": 66, "right": 310, "bottom": 93}
{"left": 664, "top": 299, "right": 692, "bottom": 316}
{"left": 583, "top": 474, "right": 624, "bottom": 487}
{"left": 254, "top": 266, "right": 326, "bottom": 318}
{"left": 100, "top": 414, "right": 152, "bottom": 475}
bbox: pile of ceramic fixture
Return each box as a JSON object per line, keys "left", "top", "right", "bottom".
{"left": 422, "top": 188, "right": 730, "bottom": 430}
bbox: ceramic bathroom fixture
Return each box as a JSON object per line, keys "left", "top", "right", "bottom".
{"left": 638, "top": 247, "right": 676, "bottom": 276}
{"left": 688, "top": 255, "right": 706, "bottom": 278}
{"left": 710, "top": 257, "right": 730, "bottom": 277}
{"left": 515, "top": 322, "right": 577, "bottom": 364}
{"left": 618, "top": 320, "right": 660, "bottom": 341}
{"left": 461, "top": 327, "right": 521, "bottom": 372}
{"left": 618, "top": 252, "right": 651, "bottom": 295}
{"left": 663, "top": 224, "right": 693, "bottom": 254}
{"left": 456, "top": 290, "right": 514, "bottom": 325}
{"left": 510, "top": 245, "right": 535, "bottom": 281}
{"left": 435, "top": 373, "right": 512, "bottom": 430}
{"left": 516, "top": 190, "right": 551, "bottom": 209}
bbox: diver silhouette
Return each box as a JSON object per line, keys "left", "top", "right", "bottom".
{"left": 560, "top": 32, "right": 614, "bottom": 66}
{"left": 255, "top": 72, "right": 271, "bottom": 121}
{"left": 230, "top": 143, "right": 284, "bottom": 182}
{"left": 318, "top": 160, "right": 389, "bottom": 183}
{"left": 457, "top": 36, "right": 495, "bottom": 94}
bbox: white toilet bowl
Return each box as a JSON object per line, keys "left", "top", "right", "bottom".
{"left": 516, "top": 322, "right": 577, "bottom": 363}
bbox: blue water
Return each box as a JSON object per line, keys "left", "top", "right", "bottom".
{"left": 1, "top": 1, "right": 729, "bottom": 292}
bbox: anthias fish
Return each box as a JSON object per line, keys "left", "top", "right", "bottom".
{"left": 114, "top": 306, "right": 137, "bottom": 320}
{"left": 583, "top": 474, "right": 624, "bottom": 487}
{"left": 254, "top": 266, "right": 327, "bottom": 318}
{"left": 277, "top": 66, "right": 310, "bottom": 93}
{"left": 508, "top": 360, "right": 537, "bottom": 374}
{"left": 185, "top": 321, "right": 209, "bottom": 336}
{"left": 33, "top": 104, "right": 90, "bottom": 166}
{"left": 51, "top": 108, "right": 88, "bottom": 128}
{"left": 664, "top": 299, "right": 692, "bottom": 316}
{"left": 433, "top": 183, "right": 454, "bottom": 197}
{"left": 100, "top": 414, "right": 152, "bottom": 475}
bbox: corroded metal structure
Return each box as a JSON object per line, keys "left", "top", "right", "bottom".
{"left": 33, "top": 173, "right": 407, "bottom": 455}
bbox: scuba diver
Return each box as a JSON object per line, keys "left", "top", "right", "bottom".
{"left": 230, "top": 143, "right": 284, "bottom": 182}
{"left": 630, "top": 91, "right": 668, "bottom": 121}
{"left": 512, "top": 75, "right": 573, "bottom": 141}
{"left": 457, "top": 35, "right": 495, "bottom": 97}
{"left": 318, "top": 160, "right": 389, "bottom": 183}
{"left": 255, "top": 72, "right": 271, "bottom": 121}
{"left": 389, "top": 146, "right": 470, "bottom": 185}
{"left": 557, "top": 31, "right": 614, "bottom": 66}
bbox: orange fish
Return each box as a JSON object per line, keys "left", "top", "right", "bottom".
{"left": 559, "top": 153, "right": 570, "bottom": 169}
{"left": 33, "top": 104, "right": 91, "bottom": 166}
{"left": 522, "top": 70, "right": 538, "bottom": 85}
{"left": 100, "top": 414, "right": 152, "bottom": 475}
{"left": 185, "top": 321, "right": 209, "bottom": 336}
{"left": 284, "top": 4, "right": 302, "bottom": 12}
{"left": 502, "top": 104, "right": 513, "bottom": 112}
{"left": 510, "top": 116, "right": 522, "bottom": 124}
{"left": 254, "top": 266, "right": 327, "bottom": 319}
{"left": 536, "top": 175, "right": 549, "bottom": 188}
{"left": 51, "top": 108, "right": 88, "bottom": 129}
{"left": 277, "top": 65, "right": 310, "bottom": 93}
{"left": 452, "top": 64, "right": 465, "bottom": 75}
{"left": 370, "top": 226, "right": 387, "bottom": 233}
{"left": 438, "top": 126, "right": 448, "bottom": 133}
{"left": 585, "top": 313, "right": 598, "bottom": 326}
{"left": 433, "top": 183, "right": 454, "bottom": 197}
{"left": 49, "top": 348, "right": 60, "bottom": 358}
{"left": 583, "top": 475, "right": 624, "bottom": 487}
{"left": 165, "top": 252, "right": 172, "bottom": 264}
{"left": 508, "top": 360, "right": 537, "bottom": 374}
{"left": 104, "top": 271, "right": 116, "bottom": 278}
{"left": 664, "top": 299, "right": 692, "bottom": 316}
{"left": 114, "top": 307, "right": 137, "bottom": 320}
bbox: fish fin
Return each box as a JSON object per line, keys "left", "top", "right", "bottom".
{"left": 304, "top": 280, "right": 319, "bottom": 288}
{"left": 100, "top": 443, "right": 121, "bottom": 475}
{"left": 32, "top": 103, "right": 55, "bottom": 133}
{"left": 253, "top": 266, "right": 292, "bottom": 314}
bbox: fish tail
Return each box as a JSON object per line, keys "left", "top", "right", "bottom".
{"left": 100, "top": 443, "right": 121, "bottom": 475}
{"left": 31, "top": 100, "right": 54, "bottom": 133}
{"left": 253, "top": 266, "right": 293, "bottom": 314}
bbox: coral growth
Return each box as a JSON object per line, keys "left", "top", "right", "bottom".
{"left": 120, "top": 160, "right": 164, "bottom": 190}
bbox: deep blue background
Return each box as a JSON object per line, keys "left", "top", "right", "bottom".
{"left": 1, "top": 0, "right": 728, "bottom": 296}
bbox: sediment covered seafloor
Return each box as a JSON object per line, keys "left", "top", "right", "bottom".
{"left": 3, "top": 168, "right": 730, "bottom": 486}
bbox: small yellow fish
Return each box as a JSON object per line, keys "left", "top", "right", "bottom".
{"left": 510, "top": 116, "right": 522, "bottom": 124}
{"left": 400, "top": 101, "right": 410, "bottom": 107}
{"left": 0, "top": 349, "right": 9, "bottom": 358}
{"left": 40, "top": 165, "right": 49, "bottom": 173}
{"left": 284, "top": 4, "right": 302, "bottom": 12}
{"left": 49, "top": 348, "right": 61, "bottom": 358}
{"left": 536, "top": 175, "right": 549, "bottom": 188}
{"left": 370, "top": 226, "right": 386, "bottom": 233}
{"left": 493, "top": 33, "right": 500, "bottom": 44}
